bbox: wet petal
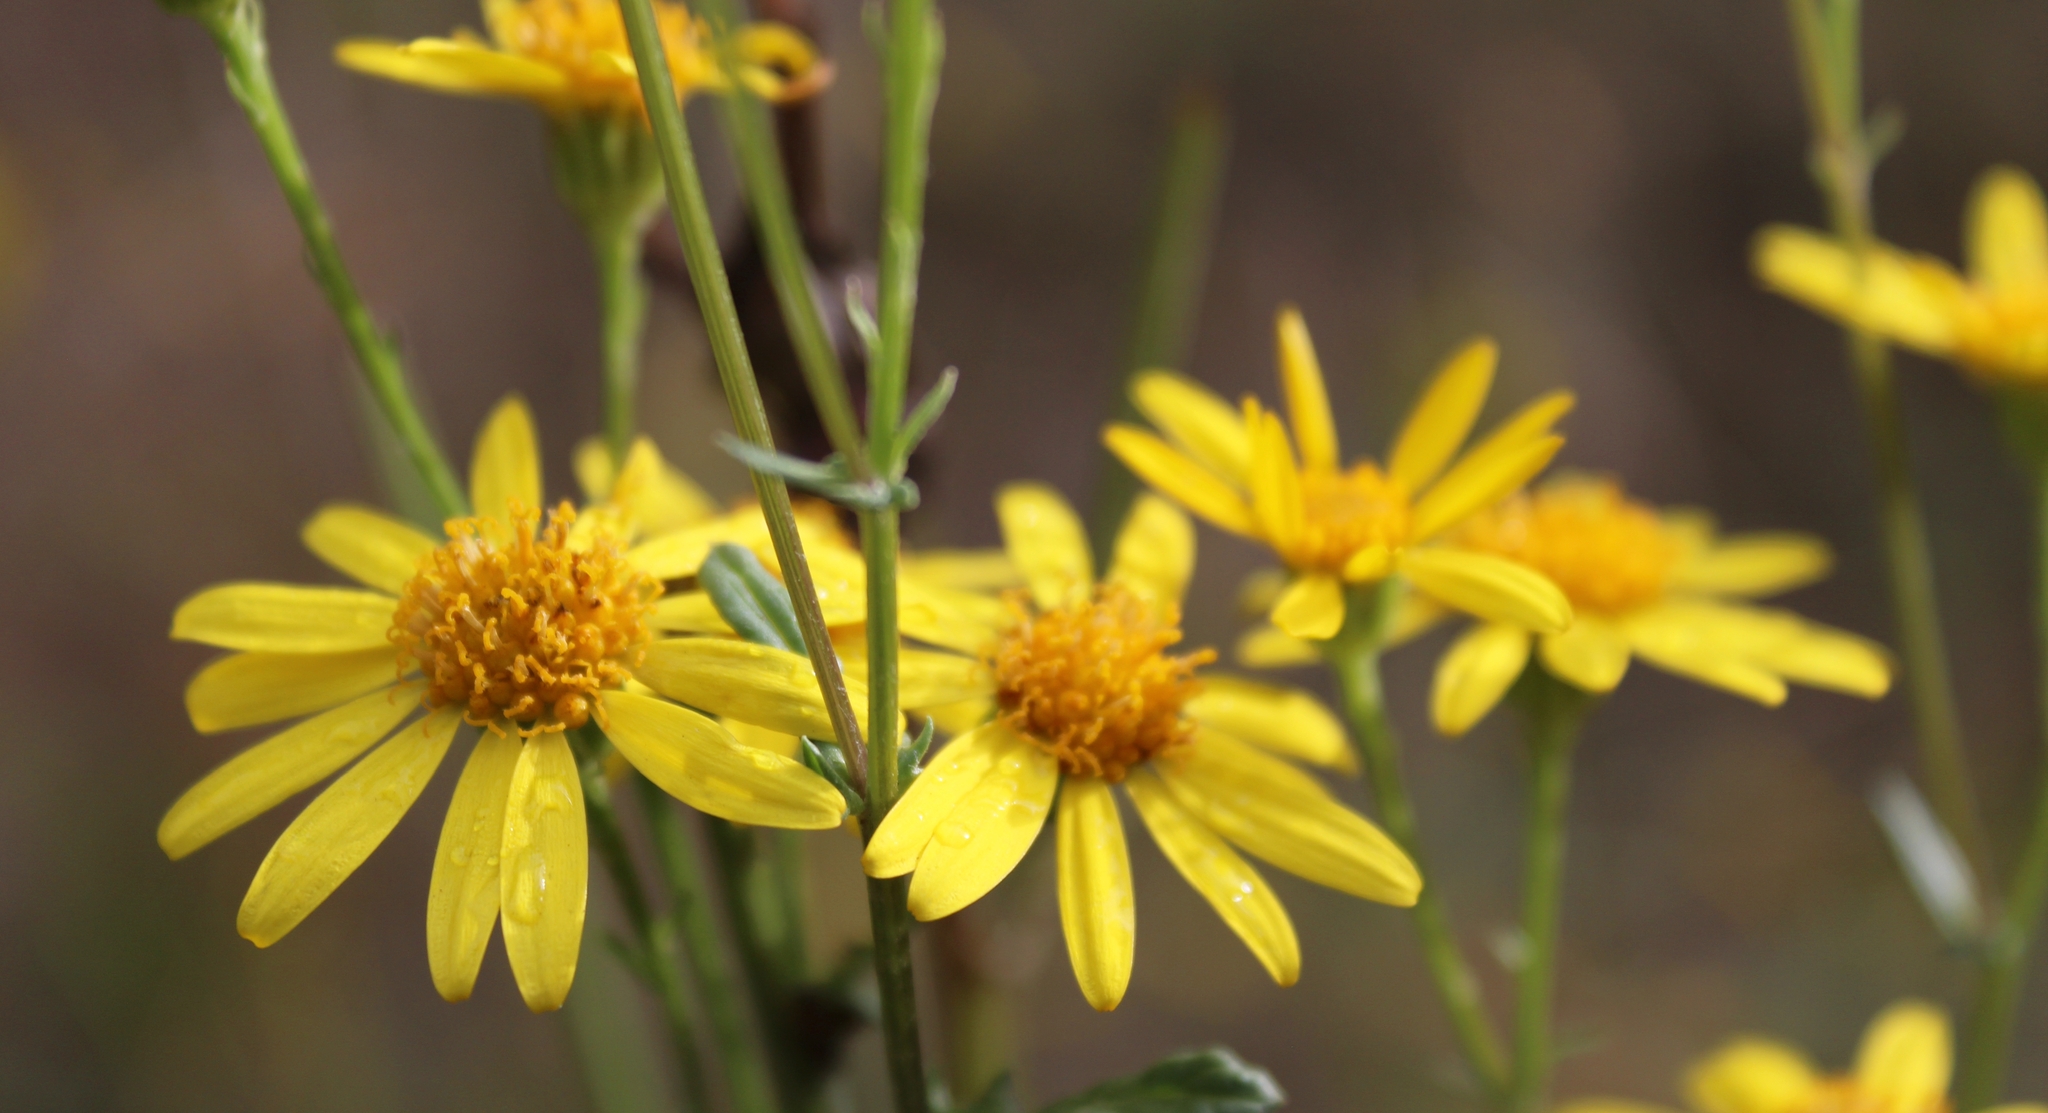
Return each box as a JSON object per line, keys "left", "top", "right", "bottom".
{"left": 1853, "top": 1000, "right": 1951, "bottom": 1111}
{"left": 1389, "top": 337, "right": 1497, "bottom": 494}
{"left": 1683, "top": 1038, "right": 1821, "bottom": 1113}
{"left": 1275, "top": 307, "right": 1340, "bottom": 472}
{"left": 500, "top": 731, "right": 588, "bottom": 1013}
{"left": 1398, "top": 548, "right": 1572, "bottom": 633}
{"left": 1185, "top": 675, "right": 1355, "bottom": 772}
{"left": 186, "top": 647, "right": 404, "bottom": 734}
{"left": 1103, "top": 425, "right": 1258, "bottom": 536}
{"left": 864, "top": 723, "right": 1018, "bottom": 878}
{"left": 1667, "top": 534, "right": 1833, "bottom": 598}
{"left": 600, "top": 690, "right": 845, "bottom": 829}
{"left": 237, "top": 709, "right": 461, "bottom": 947}
{"left": 301, "top": 504, "right": 437, "bottom": 593}
{"left": 1125, "top": 767, "right": 1299, "bottom": 985}
{"left": 997, "top": 483, "right": 1093, "bottom": 611}
{"left": 1967, "top": 166, "right": 2048, "bottom": 293}
{"left": 1271, "top": 573, "right": 1345, "bottom": 640}
{"left": 172, "top": 583, "right": 397, "bottom": 653}
{"left": 1539, "top": 617, "right": 1631, "bottom": 693}
{"left": 634, "top": 638, "right": 877, "bottom": 745}
{"left": 1108, "top": 495, "right": 1195, "bottom": 615}
{"left": 1131, "top": 370, "right": 1253, "bottom": 483}
{"left": 904, "top": 745, "right": 1058, "bottom": 921}
{"left": 427, "top": 730, "right": 520, "bottom": 1002}
{"left": 1056, "top": 777, "right": 1135, "bottom": 1011}
{"left": 1431, "top": 623, "right": 1531, "bottom": 736}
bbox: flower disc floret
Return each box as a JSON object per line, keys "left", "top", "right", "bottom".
{"left": 1458, "top": 479, "right": 1678, "bottom": 615}
{"left": 489, "top": 0, "right": 706, "bottom": 111}
{"left": 392, "top": 501, "right": 659, "bottom": 731}
{"left": 1293, "top": 463, "right": 1412, "bottom": 572}
{"left": 991, "top": 584, "right": 1213, "bottom": 781}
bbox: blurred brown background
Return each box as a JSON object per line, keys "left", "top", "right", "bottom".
{"left": 5, "top": 0, "right": 2048, "bottom": 1109}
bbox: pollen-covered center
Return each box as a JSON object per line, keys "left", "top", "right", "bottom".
{"left": 392, "top": 501, "right": 660, "bottom": 733}
{"left": 491, "top": 0, "right": 707, "bottom": 107}
{"left": 991, "top": 584, "right": 1214, "bottom": 781}
{"left": 1291, "top": 463, "right": 1413, "bottom": 571}
{"left": 1457, "top": 479, "right": 1678, "bottom": 614}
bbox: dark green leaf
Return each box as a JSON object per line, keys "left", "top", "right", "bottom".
{"left": 700, "top": 543, "right": 805, "bottom": 653}
{"left": 1039, "top": 1049, "right": 1284, "bottom": 1113}
{"left": 719, "top": 434, "right": 847, "bottom": 486}
{"left": 717, "top": 435, "right": 919, "bottom": 510}
{"left": 895, "top": 366, "right": 958, "bottom": 468}
{"left": 898, "top": 716, "right": 935, "bottom": 788}
{"left": 802, "top": 738, "right": 865, "bottom": 814}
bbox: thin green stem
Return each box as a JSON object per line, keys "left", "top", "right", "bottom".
{"left": 869, "top": 0, "right": 943, "bottom": 472}
{"left": 575, "top": 739, "right": 711, "bottom": 1113}
{"left": 184, "top": 0, "right": 465, "bottom": 520}
{"left": 595, "top": 226, "right": 651, "bottom": 465}
{"left": 634, "top": 776, "right": 779, "bottom": 1113}
{"left": 614, "top": 0, "right": 869, "bottom": 790}
{"left": 1325, "top": 583, "right": 1509, "bottom": 1101}
{"left": 1783, "top": 0, "right": 1993, "bottom": 896}
{"left": 1508, "top": 672, "right": 1588, "bottom": 1113}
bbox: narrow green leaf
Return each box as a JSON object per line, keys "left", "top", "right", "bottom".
{"left": 898, "top": 716, "right": 935, "bottom": 788}
{"left": 802, "top": 738, "right": 865, "bottom": 814}
{"left": 895, "top": 366, "right": 958, "bottom": 469}
{"left": 700, "top": 543, "right": 805, "bottom": 653}
{"left": 1039, "top": 1049, "right": 1284, "bottom": 1113}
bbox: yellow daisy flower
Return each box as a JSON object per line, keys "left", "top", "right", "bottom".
{"left": 1755, "top": 165, "right": 2048, "bottom": 386}
{"left": 335, "top": 0, "right": 829, "bottom": 120}
{"left": 855, "top": 484, "right": 1419, "bottom": 1011}
{"left": 1103, "top": 306, "right": 1575, "bottom": 644}
{"left": 161, "top": 398, "right": 859, "bottom": 1012}
{"left": 1558, "top": 1000, "right": 2046, "bottom": 1113}
{"left": 1422, "top": 475, "right": 1890, "bottom": 735}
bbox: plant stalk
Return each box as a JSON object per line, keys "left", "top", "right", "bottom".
{"left": 595, "top": 224, "right": 651, "bottom": 466}
{"left": 1325, "top": 582, "right": 1510, "bottom": 1101}
{"left": 1508, "top": 672, "right": 1588, "bottom": 1113}
{"left": 184, "top": 0, "right": 466, "bottom": 520}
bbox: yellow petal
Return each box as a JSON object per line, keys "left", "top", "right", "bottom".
{"left": 1409, "top": 434, "right": 1563, "bottom": 543}
{"left": 1667, "top": 534, "right": 1833, "bottom": 597}
{"left": 1684, "top": 1038, "right": 1822, "bottom": 1113}
{"left": 572, "top": 437, "right": 614, "bottom": 504}
{"left": 1752, "top": 226, "right": 1960, "bottom": 355}
{"left": 1185, "top": 675, "right": 1356, "bottom": 772}
{"left": 300, "top": 504, "right": 437, "bottom": 593}
{"left": 896, "top": 649, "right": 991, "bottom": 710}
{"left": 626, "top": 508, "right": 773, "bottom": 580}
{"left": 1056, "top": 777, "right": 1135, "bottom": 1011}
{"left": 1340, "top": 543, "right": 1395, "bottom": 583}
{"left": 997, "top": 482, "right": 1094, "bottom": 611}
{"left": 1449, "top": 391, "right": 1576, "bottom": 484}
{"left": 864, "top": 722, "right": 1018, "bottom": 878}
{"left": 172, "top": 583, "right": 397, "bottom": 653}
{"left": 725, "top": 717, "right": 803, "bottom": 760}
{"left": 898, "top": 581, "right": 1010, "bottom": 656}
{"left": 1398, "top": 548, "right": 1572, "bottom": 633}
{"left": 1235, "top": 625, "right": 1321, "bottom": 668}
{"left": 1431, "top": 623, "right": 1531, "bottom": 736}
{"left": 1103, "top": 425, "right": 1258, "bottom": 536}
{"left": 1246, "top": 401, "right": 1306, "bottom": 553}
{"left": 427, "top": 730, "right": 520, "bottom": 1002}
{"left": 647, "top": 592, "right": 730, "bottom": 634}
{"left": 1271, "top": 573, "right": 1346, "bottom": 640}
{"left": 1759, "top": 622, "right": 1892, "bottom": 698}
{"left": 1162, "top": 731, "right": 1421, "bottom": 905}
{"left": 334, "top": 37, "right": 571, "bottom": 102}
{"left": 599, "top": 690, "right": 846, "bottom": 829}
{"left": 1622, "top": 604, "right": 1788, "bottom": 705}
{"left": 904, "top": 744, "right": 1058, "bottom": 920}
{"left": 634, "top": 638, "right": 878, "bottom": 745}
{"left": 470, "top": 395, "right": 542, "bottom": 526}
{"left": 899, "top": 549, "right": 1023, "bottom": 591}
{"left": 500, "top": 731, "right": 588, "bottom": 1013}
{"left": 1539, "top": 618, "right": 1631, "bottom": 693}
{"left": 186, "top": 647, "right": 404, "bottom": 734}
{"left": 237, "top": 709, "right": 461, "bottom": 947}
{"left": 1275, "top": 307, "right": 1340, "bottom": 472}
{"left": 1389, "top": 337, "right": 1497, "bottom": 494}
{"left": 1968, "top": 166, "right": 2048, "bottom": 293}
{"left": 1853, "top": 999, "right": 1952, "bottom": 1111}
{"left": 923, "top": 697, "right": 995, "bottom": 739}
{"left": 160, "top": 684, "right": 418, "bottom": 859}
{"left": 1124, "top": 767, "right": 1299, "bottom": 985}
{"left": 1108, "top": 495, "right": 1195, "bottom": 614}
{"left": 1131, "top": 370, "right": 1253, "bottom": 482}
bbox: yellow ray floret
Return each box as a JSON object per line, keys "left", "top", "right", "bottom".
{"left": 1105, "top": 307, "right": 1573, "bottom": 642}
{"left": 861, "top": 485, "right": 1417, "bottom": 1011}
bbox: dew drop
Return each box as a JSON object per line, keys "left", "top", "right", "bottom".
{"left": 935, "top": 821, "right": 974, "bottom": 849}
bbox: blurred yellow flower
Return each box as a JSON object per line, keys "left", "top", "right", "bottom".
{"left": 162, "top": 398, "right": 852, "bottom": 1012}
{"left": 1422, "top": 475, "right": 1889, "bottom": 735}
{"left": 1104, "top": 306, "right": 1574, "bottom": 644}
{"left": 335, "top": 0, "right": 829, "bottom": 119}
{"left": 855, "top": 484, "right": 1416, "bottom": 1011}
{"left": 1756, "top": 165, "right": 2048, "bottom": 386}
{"left": 1559, "top": 1000, "right": 2046, "bottom": 1113}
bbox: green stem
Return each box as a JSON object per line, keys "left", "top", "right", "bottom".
{"left": 706, "top": 820, "right": 820, "bottom": 1111}
{"left": 574, "top": 739, "right": 711, "bottom": 1113}
{"left": 634, "top": 775, "right": 780, "bottom": 1113}
{"left": 183, "top": 0, "right": 465, "bottom": 520}
{"left": 1325, "top": 583, "right": 1510, "bottom": 1101}
{"left": 614, "top": 0, "right": 869, "bottom": 789}
{"left": 1784, "top": 0, "right": 1993, "bottom": 897}
{"left": 869, "top": 0, "right": 942, "bottom": 472}
{"left": 594, "top": 225, "right": 651, "bottom": 466}
{"left": 1508, "top": 672, "right": 1588, "bottom": 1113}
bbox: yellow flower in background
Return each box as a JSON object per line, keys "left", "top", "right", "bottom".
{"left": 1756, "top": 165, "right": 2048, "bottom": 386}
{"left": 1558, "top": 1000, "right": 2047, "bottom": 1113}
{"left": 1103, "top": 306, "right": 1574, "bottom": 644}
{"left": 855, "top": 484, "right": 1415, "bottom": 1011}
{"left": 162, "top": 398, "right": 854, "bottom": 1012}
{"left": 1423, "top": 475, "right": 1889, "bottom": 735}
{"left": 335, "top": 0, "right": 829, "bottom": 119}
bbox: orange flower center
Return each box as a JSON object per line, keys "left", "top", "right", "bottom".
{"left": 1291, "top": 463, "right": 1413, "bottom": 572}
{"left": 490, "top": 0, "right": 714, "bottom": 109}
{"left": 392, "top": 502, "right": 659, "bottom": 733}
{"left": 1457, "top": 479, "right": 1677, "bottom": 614}
{"left": 990, "top": 584, "right": 1213, "bottom": 781}
{"left": 1955, "top": 284, "right": 2048, "bottom": 381}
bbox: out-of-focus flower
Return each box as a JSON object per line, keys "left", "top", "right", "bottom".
{"left": 1756, "top": 165, "right": 2048, "bottom": 387}
{"left": 854, "top": 484, "right": 1414, "bottom": 1011}
{"left": 1420, "top": 475, "right": 1888, "bottom": 735}
{"left": 162, "top": 399, "right": 854, "bottom": 1012}
{"left": 1104, "top": 306, "right": 1574, "bottom": 644}
{"left": 335, "top": 0, "right": 829, "bottom": 119}
{"left": 1559, "top": 1000, "right": 2046, "bottom": 1113}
